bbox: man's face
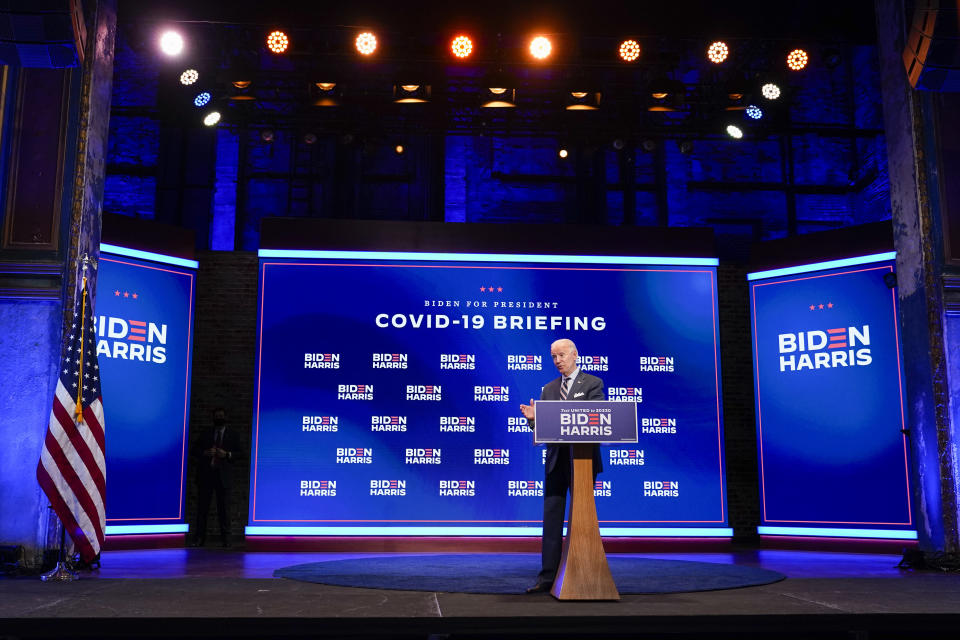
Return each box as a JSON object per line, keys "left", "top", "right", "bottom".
{"left": 551, "top": 343, "right": 577, "bottom": 376}
{"left": 213, "top": 410, "right": 226, "bottom": 425}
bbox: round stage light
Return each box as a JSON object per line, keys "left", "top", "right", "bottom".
{"left": 761, "top": 83, "right": 781, "bottom": 100}
{"left": 451, "top": 35, "right": 473, "bottom": 59}
{"left": 787, "top": 48, "right": 809, "bottom": 71}
{"left": 529, "top": 36, "right": 552, "bottom": 60}
{"left": 619, "top": 40, "right": 640, "bottom": 62}
{"left": 193, "top": 91, "right": 211, "bottom": 107}
{"left": 746, "top": 104, "right": 763, "bottom": 120}
{"left": 356, "top": 32, "right": 377, "bottom": 56}
{"left": 159, "top": 30, "right": 184, "bottom": 56}
{"left": 203, "top": 111, "right": 221, "bottom": 127}
{"left": 707, "top": 41, "right": 728, "bottom": 64}
{"left": 558, "top": 148, "right": 568, "bottom": 159}
{"left": 395, "top": 144, "right": 405, "bottom": 155}
{"left": 267, "top": 30, "right": 289, "bottom": 54}
{"left": 726, "top": 124, "right": 744, "bottom": 139}
{"left": 180, "top": 69, "right": 198, "bottom": 85}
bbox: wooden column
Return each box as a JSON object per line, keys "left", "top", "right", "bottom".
{"left": 550, "top": 444, "right": 620, "bottom": 601}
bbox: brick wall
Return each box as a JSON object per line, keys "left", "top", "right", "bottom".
{"left": 185, "top": 251, "right": 258, "bottom": 540}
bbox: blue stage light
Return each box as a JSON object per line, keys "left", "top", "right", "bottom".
{"left": 194, "top": 91, "right": 211, "bottom": 107}
{"left": 745, "top": 104, "right": 763, "bottom": 120}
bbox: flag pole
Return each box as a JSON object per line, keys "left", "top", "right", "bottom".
{"left": 39, "top": 507, "right": 78, "bottom": 582}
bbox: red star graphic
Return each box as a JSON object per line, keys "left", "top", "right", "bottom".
{"left": 497, "top": 286, "right": 503, "bottom": 292}
{"left": 132, "top": 293, "right": 139, "bottom": 299}
{"left": 115, "top": 290, "right": 120, "bottom": 296}
{"left": 123, "top": 291, "right": 130, "bottom": 298}
{"left": 818, "top": 303, "right": 824, "bottom": 309}
{"left": 809, "top": 304, "right": 815, "bottom": 310}
{"left": 488, "top": 285, "right": 493, "bottom": 291}
{"left": 480, "top": 286, "right": 486, "bottom": 292}
{"left": 827, "top": 302, "right": 833, "bottom": 308}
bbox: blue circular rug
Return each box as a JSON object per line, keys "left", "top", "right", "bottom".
{"left": 274, "top": 554, "right": 785, "bottom": 594}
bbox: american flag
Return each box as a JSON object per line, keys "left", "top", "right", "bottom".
{"left": 36, "top": 276, "right": 106, "bottom": 563}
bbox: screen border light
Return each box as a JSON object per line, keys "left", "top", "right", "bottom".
{"left": 758, "top": 526, "right": 917, "bottom": 540}
{"left": 257, "top": 249, "right": 718, "bottom": 266}
{"left": 101, "top": 243, "right": 200, "bottom": 269}
{"left": 746, "top": 252, "right": 897, "bottom": 281}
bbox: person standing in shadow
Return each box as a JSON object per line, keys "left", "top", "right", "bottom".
{"left": 191, "top": 407, "right": 238, "bottom": 548}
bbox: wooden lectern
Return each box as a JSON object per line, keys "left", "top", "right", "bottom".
{"left": 550, "top": 443, "right": 620, "bottom": 600}
{"left": 535, "top": 399, "right": 637, "bottom": 601}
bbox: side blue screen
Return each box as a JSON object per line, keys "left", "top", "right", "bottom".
{"left": 97, "top": 254, "right": 195, "bottom": 529}
{"left": 250, "top": 257, "right": 727, "bottom": 534}
{"left": 749, "top": 260, "right": 913, "bottom": 533}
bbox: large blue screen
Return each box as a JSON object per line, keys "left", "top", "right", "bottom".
{"left": 97, "top": 251, "right": 196, "bottom": 533}
{"left": 249, "top": 253, "right": 727, "bottom": 535}
{"left": 749, "top": 257, "right": 914, "bottom": 537}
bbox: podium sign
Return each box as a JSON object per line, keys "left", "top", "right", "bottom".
{"left": 533, "top": 401, "right": 638, "bottom": 444}
{"left": 533, "top": 401, "right": 637, "bottom": 601}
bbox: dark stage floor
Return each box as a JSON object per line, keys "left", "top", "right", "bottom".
{"left": 2, "top": 547, "right": 959, "bottom": 639}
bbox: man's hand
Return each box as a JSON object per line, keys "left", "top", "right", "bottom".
{"left": 202, "top": 447, "right": 216, "bottom": 457}
{"left": 519, "top": 399, "right": 536, "bottom": 422}
{"left": 215, "top": 448, "right": 228, "bottom": 459}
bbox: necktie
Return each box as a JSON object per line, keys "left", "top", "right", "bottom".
{"left": 560, "top": 377, "right": 570, "bottom": 400}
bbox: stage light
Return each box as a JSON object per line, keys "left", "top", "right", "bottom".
{"left": 394, "top": 83, "right": 430, "bottom": 103}
{"left": 159, "top": 30, "right": 184, "bottom": 56}
{"left": 787, "top": 48, "right": 808, "bottom": 71}
{"left": 451, "top": 35, "right": 473, "bottom": 58}
{"left": 356, "top": 32, "right": 377, "bottom": 56}
{"left": 746, "top": 104, "right": 763, "bottom": 120}
{"left": 203, "top": 111, "right": 221, "bottom": 127}
{"left": 481, "top": 71, "right": 516, "bottom": 107}
{"left": 266, "top": 30, "right": 289, "bottom": 54}
{"left": 312, "top": 82, "right": 341, "bottom": 107}
{"left": 619, "top": 39, "right": 640, "bottom": 62}
{"left": 726, "top": 124, "right": 743, "bottom": 139}
{"left": 641, "top": 139, "right": 656, "bottom": 152}
{"left": 612, "top": 138, "right": 626, "bottom": 151}
{"left": 677, "top": 140, "right": 693, "bottom": 154}
{"left": 304, "top": 132, "right": 318, "bottom": 144}
{"left": 261, "top": 129, "right": 275, "bottom": 142}
{"left": 761, "top": 82, "right": 781, "bottom": 100}
{"left": 707, "top": 41, "right": 728, "bottom": 64}
{"left": 529, "top": 36, "right": 552, "bottom": 60}
{"left": 229, "top": 80, "right": 255, "bottom": 101}
{"left": 824, "top": 47, "right": 842, "bottom": 69}
{"left": 179, "top": 69, "right": 198, "bottom": 85}
{"left": 395, "top": 144, "right": 405, "bottom": 155}
{"left": 558, "top": 148, "right": 568, "bottom": 159}
{"left": 647, "top": 78, "right": 681, "bottom": 111}
{"left": 565, "top": 90, "right": 600, "bottom": 110}
{"left": 193, "top": 91, "right": 211, "bottom": 107}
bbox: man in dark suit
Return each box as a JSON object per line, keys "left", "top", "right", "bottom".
{"left": 191, "top": 407, "right": 238, "bottom": 548}
{"left": 519, "top": 338, "right": 605, "bottom": 593}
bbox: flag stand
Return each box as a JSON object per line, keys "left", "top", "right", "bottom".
{"left": 40, "top": 513, "right": 77, "bottom": 582}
